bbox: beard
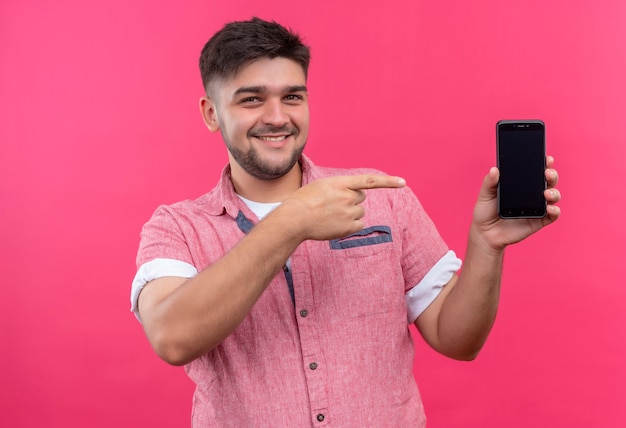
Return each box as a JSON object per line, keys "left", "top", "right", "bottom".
{"left": 223, "top": 126, "right": 306, "bottom": 180}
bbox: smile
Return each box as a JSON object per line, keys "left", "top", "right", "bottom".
{"left": 257, "top": 135, "right": 288, "bottom": 142}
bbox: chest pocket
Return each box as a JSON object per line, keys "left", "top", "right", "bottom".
{"left": 325, "top": 225, "right": 399, "bottom": 317}
{"left": 329, "top": 225, "right": 392, "bottom": 257}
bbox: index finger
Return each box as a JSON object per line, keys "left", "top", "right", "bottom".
{"left": 346, "top": 174, "right": 407, "bottom": 190}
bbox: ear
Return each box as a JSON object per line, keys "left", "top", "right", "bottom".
{"left": 199, "top": 96, "right": 220, "bottom": 132}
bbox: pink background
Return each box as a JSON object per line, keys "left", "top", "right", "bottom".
{"left": 1, "top": 1, "right": 624, "bottom": 427}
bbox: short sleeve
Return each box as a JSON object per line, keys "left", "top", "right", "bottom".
{"left": 394, "top": 186, "right": 451, "bottom": 291}
{"left": 136, "top": 205, "right": 196, "bottom": 268}
{"left": 130, "top": 258, "right": 198, "bottom": 321}
{"left": 405, "top": 250, "right": 462, "bottom": 323}
{"left": 130, "top": 205, "right": 198, "bottom": 321}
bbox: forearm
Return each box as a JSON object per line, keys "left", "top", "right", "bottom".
{"left": 432, "top": 224, "right": 504, "bottom": 360}
{"left": 141, "top": 206, "right": 304, "bottom": 365}
{"left": 420, "top": 162, "right": 560, "bottom": 361}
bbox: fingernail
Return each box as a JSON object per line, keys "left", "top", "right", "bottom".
{"left": 398, "top": 178, "right": 406, "bottom": 187}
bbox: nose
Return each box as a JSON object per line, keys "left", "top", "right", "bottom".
{"left": 261, "top": 97, "right": 289, "bottom": 127}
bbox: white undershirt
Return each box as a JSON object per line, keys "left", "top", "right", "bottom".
{"left": 236, "top": 195, "right": 281, "bottom": 220}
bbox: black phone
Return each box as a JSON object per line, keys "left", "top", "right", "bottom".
{"left": 496, "top": 120, "right": 547, "bottom": 218}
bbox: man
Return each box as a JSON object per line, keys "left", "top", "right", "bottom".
{"left": 130, "top": 17, "right": 561, "bottom": 427}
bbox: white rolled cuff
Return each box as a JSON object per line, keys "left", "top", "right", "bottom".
{"left": 405, "top": 250, "right": 462, "bottom": 323}
{"left": 130, "top": 258, "right": 198, "bottom": 322}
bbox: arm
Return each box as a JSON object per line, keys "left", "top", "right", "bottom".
{"left": 415, "top": 157, "right": 561, "bottom": 360}
{"left": 138, "top": 174, "right": 406, "bottom": 366}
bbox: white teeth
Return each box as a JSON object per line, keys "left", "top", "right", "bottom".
{"left": 259, "top": 136, "right": 287, "bottom": 142}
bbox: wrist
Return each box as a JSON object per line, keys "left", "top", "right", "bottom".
{"left": 265, "top": 199, "right": 310, "bottom": 244}
{"left": 468, "top": 223, "right": 506, "bottom": 259}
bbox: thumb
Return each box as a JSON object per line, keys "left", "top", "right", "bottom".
{"left": 479, "top": 167, "right": 499, "bottom": 202}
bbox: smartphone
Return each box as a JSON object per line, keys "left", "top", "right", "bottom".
{"left": 496, "top": 120, "right": 547, "bottom": 218}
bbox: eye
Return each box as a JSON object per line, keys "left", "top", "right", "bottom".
{"left": 239, "top": 96, "right": 262, "bottom": 105}
{"left": 284, "top": 94, "right": 304, "bottom": 103}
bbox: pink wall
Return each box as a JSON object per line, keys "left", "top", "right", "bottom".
{"left": 1, "top": 1, "right": 624, "bottom": 426}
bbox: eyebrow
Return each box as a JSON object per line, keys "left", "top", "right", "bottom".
{"left": 233, "top": 85, "right": 308, "bottom": 96}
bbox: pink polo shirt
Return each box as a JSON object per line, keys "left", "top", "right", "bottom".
{"left": 132, "top": 155, "right": 460, "bottom": 427}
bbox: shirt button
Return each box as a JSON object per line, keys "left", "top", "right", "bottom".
{"left": 300, "top": 309, "right": 308, "bottom": 317}
{"left": 309, "top": 362, "right": 318, "bottom": 370}
{"left": 316, "top": 414, "right": 325, "bottom": 422}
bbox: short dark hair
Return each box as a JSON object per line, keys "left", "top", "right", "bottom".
{"left": 199, "top": 17, "right": 311, "bottom": 94}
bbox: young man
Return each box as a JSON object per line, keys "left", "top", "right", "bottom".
{"left": 131, "top": 17, "right": 561, "bottom": 427}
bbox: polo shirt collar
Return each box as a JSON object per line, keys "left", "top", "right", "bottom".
{"left": 197, "top": 154, "right": 318, "bottom": 218}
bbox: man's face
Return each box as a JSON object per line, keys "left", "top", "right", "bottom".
{"left": 202, "top": 57, "right": 310, "bottom": 181}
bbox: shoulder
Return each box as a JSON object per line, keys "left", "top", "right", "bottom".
{"left": 150, "top": 162, "right": 233, "bottom": 220}
{"left": 146, "top": 187, "right": 220, "bottom": 226}
{"left": 310, "top": 163, "right": 387, "bottom": 179}
{"left": 302, "top": 154, "right": 386, "bottom": 179}
{"left": 322, "top": 166, "right": 386, "bottom": 177}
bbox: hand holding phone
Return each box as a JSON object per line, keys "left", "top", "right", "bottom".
{"left": 496, "top": 120, "right": 547, "bottom": 218}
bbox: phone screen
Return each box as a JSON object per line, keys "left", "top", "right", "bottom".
{"left": 497, "top": 120, "right": 546, "bottom": 218}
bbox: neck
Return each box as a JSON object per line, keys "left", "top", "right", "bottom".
{"left": 229, "top": 161, "right": 302, "bottom": 203}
